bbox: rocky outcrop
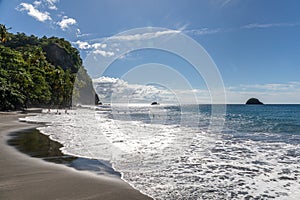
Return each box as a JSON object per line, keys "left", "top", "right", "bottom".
{"left": 246, "top": 98, "right": 263, "bottom": 105}
{"left": 42, "top": 43, "right": 80, "bottom": 73}
{"left": 72, "top": 66, "right": 99, "bottom": 106}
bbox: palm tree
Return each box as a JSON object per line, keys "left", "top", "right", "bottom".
{"left": 0, "top": 24, "right": 11, "bottom": 43}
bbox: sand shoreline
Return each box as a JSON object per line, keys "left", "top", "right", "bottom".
{"left": 0, "top": 113, "right": 152, "bottom": 200}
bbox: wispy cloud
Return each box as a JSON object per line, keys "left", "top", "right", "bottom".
{"left": 79, "top": 29, "right": 182, "bottom": 57}
{"left": 227, "top": 82, "right": 300, "bottom": 104}
{"left": 109, "top": 30, "right": 181, "bottom": 41}
{"left": 184, "top": 21, "right": 299, "bottom": 36}
{"left": 76, "top": 29, "right": 91, "bottom": 38}
{"left": 210, "top": 0, "right": 236, "bottom": 8}
{"left": 184, "top": 28, "right": 222, "bottom": 36}
{"left": 242, "top": 22, "right": 300, "bottom": 29}
{"left": 17, "top": 2, "right": 52, "bottom": 22}
{"left": 57, "top": 16, "right": 77, "bottom": 30}
{"left": 240, "top": 82, "right": 300, "bottom": 91}
{"left": 221, "top": 0, "right": 235, "bottom": 7}
{"left": 45, "top": 0, "right": 59, "bottom": 10}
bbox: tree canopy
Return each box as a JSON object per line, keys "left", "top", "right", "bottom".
{"left": 0, "top": 25, "right": 97, "bottom": 111}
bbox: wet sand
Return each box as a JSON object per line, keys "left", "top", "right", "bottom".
{"left": 0, "top": 113, "right": 152, "bottom": 200}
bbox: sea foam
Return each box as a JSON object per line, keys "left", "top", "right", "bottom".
{"left": 20, "top": 106, "right": 300, "bottom": 199}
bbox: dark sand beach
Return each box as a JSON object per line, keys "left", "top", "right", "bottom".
{"left": 0, "top": 113, "right": 152, "bottom": 200}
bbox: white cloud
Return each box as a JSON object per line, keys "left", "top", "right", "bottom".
{"left": 185, "top": 28, "right": 222, "bottom": 36}
{"left": 74, "top": 40, "right": 108, "bottom": 51}
{"left": 33, "top": 1, "right": 42, "bottom": 6}
{"left": 93, "top": 43, "right": 107, "bottom": 49}
{"left": 17, "top": 2, "right": 52, "bottom": 22}
{"left": 242, "top": 22, "right": 300, "bottom": 29}
{"left": 110, "top": 30, "right": 181, "bottom": 41}
{"left": 74, "top": 40, "right": 91, "bottom": 49}
{"left": 93, "top": 77, "right": 175, "bottom": 103}
{"left": 57, "top": 16, "right": 77, "bottom": 30}
{"left": 92, "top": 77, "right": 215, "bottom": 104}
{"left": 93, "top": 50, "right": 115, "bottom": 57}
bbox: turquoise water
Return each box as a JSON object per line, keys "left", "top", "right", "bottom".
{"left": 112, "top": 104, "right": 300, "bottom": 142}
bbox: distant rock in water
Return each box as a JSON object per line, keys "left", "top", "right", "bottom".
{"left": 151, "top": 102, "right": 159, "bottom": 105}
{"left": 246, "top": 98, "right": 264, "bottom": 105}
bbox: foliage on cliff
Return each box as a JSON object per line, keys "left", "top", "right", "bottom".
{"left": 0, "top": 25, "right": 97, "bottom": 111}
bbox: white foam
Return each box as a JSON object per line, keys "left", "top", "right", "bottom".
{"left": 21, "top": 108, "right": 300, "bottom": 199}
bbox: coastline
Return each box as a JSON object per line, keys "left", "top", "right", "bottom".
{"left": 0, "top": 113, "right": 152, "bottom": 200}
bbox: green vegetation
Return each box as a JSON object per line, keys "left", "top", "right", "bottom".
{"left": 0, "top": 24, "right": 98, "bottom": 111}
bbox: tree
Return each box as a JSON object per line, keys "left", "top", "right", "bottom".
{"left": 0, "top": 24, "right": 11, "bottom": 43}
{"left": 0, "top": 46, "right": 27, "bottom": 110}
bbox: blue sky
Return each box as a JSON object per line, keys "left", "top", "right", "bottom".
{"left": 1, "top": 0, "right": 300, "bottom": 103}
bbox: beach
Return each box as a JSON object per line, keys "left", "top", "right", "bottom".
{"left": 0, "top": 113, "right": 152, "bottom": 200}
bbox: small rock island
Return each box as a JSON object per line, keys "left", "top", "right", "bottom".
{"left": 246, "top": 98, "right": 264, "bottom": 105}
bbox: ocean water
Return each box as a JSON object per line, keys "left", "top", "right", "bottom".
{"left": 21, "top": 104, "right": 300, "bottom": 199}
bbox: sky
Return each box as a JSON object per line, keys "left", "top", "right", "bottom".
{"left": 1, "top": 0, "right": 300, "bottom": 104}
